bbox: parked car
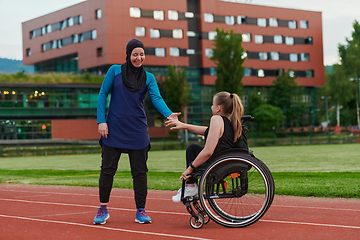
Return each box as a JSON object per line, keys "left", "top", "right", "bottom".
{"left": 350, "top": 126, "right": 360, "bottom": 135}
{"left": 178, "top": 132, "right": 204, "bottom": 142}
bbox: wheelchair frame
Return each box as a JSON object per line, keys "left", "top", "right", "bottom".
{"left": 180, "top": 115, "right": 275, "bottom": 229}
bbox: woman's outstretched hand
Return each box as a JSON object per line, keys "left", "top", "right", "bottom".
{"left": 167, "top": 112, "right": 181, "bottom": 120}
{"left": 165, "top": 118, "right": 185, "bottom": 130}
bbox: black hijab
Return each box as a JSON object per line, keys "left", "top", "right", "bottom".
{"left": 121, "top": 38, "right": 146, "bottom": 92}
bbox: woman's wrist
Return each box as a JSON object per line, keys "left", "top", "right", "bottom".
{"left": 190, "top": 162, "right": 197, "bottom": 171}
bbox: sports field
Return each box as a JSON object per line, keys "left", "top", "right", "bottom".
{"left": 0, "top": 143, "right": 359, "bottom": 198}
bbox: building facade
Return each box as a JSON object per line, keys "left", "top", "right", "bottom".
{"left": 17, "top": 0, "right": 325, "bottom": 139}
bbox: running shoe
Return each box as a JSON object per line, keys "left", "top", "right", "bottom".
{"left": 172, "top": 185, "right": 198, "bottom": 203}
{"left": 93, "top": 207, "right": 109, "bottom": 225}
{"left": 135, "top": 208, "right": 152, "bottom": 224}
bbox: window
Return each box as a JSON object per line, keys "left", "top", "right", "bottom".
{"left": 258, "top": 69, "right": 265, "bottom": 78}
{"left": 205, "top": 48, "right": 213, "bottom": 58}
{"left": 285, "top": 37, "right": 294, "bottom": 45}
{"left": 305, "top": 37, "right": 313, "bottom": 44}
{"left": 185, "top": 12, "right": 194, "bottom": 18}
{"left": 168, "top": 10, "right": 178, "bottom": 20}
{"left": 78, "top": 15, "right": 83, "bottom": 24}
{"left": 186, "top": 49, "right": 195, "bottom": 55}
{"left": 270, "top": 52, "right": 279, "bottom": 61}
{"left": 150, "top": 29, "right": 160, "bottom": 38}
{"left": 42, "top": 27, "right": 46, "bottom": 35}
{"left": 155, "top": 48, "right": 165, "bottom": 57}
{"left": 237, "top": 15, "right": 246, "bottom": 24}
{"left": 257, "top": 18, "right": 267, "bottom": 27}
{"left": 306, "top": 70, "right": 314, "bottom": 77}
{"left": 187, "top": 31, "right": 196, "bottom": 37}
{"left": 302, "top": 95, "right": 311, "bottom": 103}
{"left": 57, "top": 40, "right": 62, "bottom": 48}
{"left": 97, "top": 47, "right": 103, "bottom": 57}
{"left": 259, "top": 52, "right": 268, "bottom": 60}
{"left": 208, "top": 31, "right": 217, "bottom": 40}
{"left": 244, "top": 68, "right": 252, "bottom": 76}
{"left": 169, "top": 47, "right": 179, "bottom": 57}
{"left": 204, "top": 13, "right": 214, "bottom": 23}
{"left": 153, "top": 10, "right": 164, "bottom": 20}
{"left": 73, "top": 34, "right": 79, "bottom": 43}
{"left": 172, "top": 29, "right": 183, "bottom": 39}
{"left": 289, "top": 70, "right": 295, "bottom": 78}
{"left": 289, "top": 53, "right": 298, "bottom": 62}
{"left": 301, "top": 53, "right": 310, "bottom": 61}
{"left": 46, "top": 25, "right": 52, "bottom": 33}
{"left": 255, "top": 35, "right": 263, "bottom": 44}
{"left": 96, "top": 9, "right": 102, "bottom": 19}
{"left": 269, "top": 18, "right": 278, "bottom": 27}
{"left": 135, "top": 27, "right": 145, "bottom": 37}
{"left": 91, "top": 30, "right": 97, "bottom": 40}
{"left": 210, "top": 67, "right": 216, "bottom": 76}
{"left": 68, "top": 17, "right": 74, "bottom": 27}
{"left": 26, "top": 48, "right": 31, "bottom": 57}
{"left": 51, "top": 40, "right": 57, "bottom": 49}
{"left": 241, "top": 51, "right": 247, "bottom": 59}
{"left": 130, "top": 7, "right": 141, "bottom": 18}
{"left": 300, "top": 20, "right": 308, "bottom": 29}
{"left": 242, "top": 33, "right": 251, "bottom": 42}
{"left": 225, "top": 16, "right": 235, "bottom": 25}
{"left": 61, "top": 21, "right": 67, "bottom": 30}
{"left": 274, "top": 35, "right": 282, "bottom": 44}
{"left": 288, "top": 20, "right": 297, "bottom": 29}
{"left": 242, "top": 95, "right": 248, "bottom": 107}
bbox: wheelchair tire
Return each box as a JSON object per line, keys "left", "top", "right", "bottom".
{"left": 198, "top": 150, "right": 275, "bottom": 228}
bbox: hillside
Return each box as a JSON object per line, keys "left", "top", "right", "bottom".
{"left": 0, "top": 58, "right": 34, "bottom": 74}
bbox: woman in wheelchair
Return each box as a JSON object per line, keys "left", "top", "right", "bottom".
{"left": 166, "top": 91, "right": 244, "bottom": 203}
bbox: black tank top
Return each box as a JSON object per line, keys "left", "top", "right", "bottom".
{"left": 204, "top": 115, "right": 237, "bottom": 156}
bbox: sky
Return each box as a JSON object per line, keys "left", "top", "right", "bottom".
{"left": 0, "top": 0, "right": 359, "bottom": 66}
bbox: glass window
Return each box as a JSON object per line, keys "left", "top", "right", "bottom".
{"left": 208, "top": 31, "right": 217, "bottom": 40}
{"left": 186, "top": 49, "right": 195, "bottom": 55}
{"left": 96, "top": 9, "right": 102, "bottom": 19}
{"left": 46, "top": 25, "right": 52, "bottom": 33}
{"left": 78, "top": 15, "right": 83, "bottom": 24}
{"left": 68, "top": 17, "right": 74, "bottom": 27}
{"left": 288, "top": 20, "right": 297, "bottom": 29}
{"left": 300, "top": 20, "right": 308, "bottom": 29}
{"left": 91, "top": 30, "right": 97, "bottom": 40}
{"left": 258, "top": 69, "right": 265, "bottom": 78}
{"left": 255, "top": 35, "right": 263, "bottom": 44}
{"left": 289, "top": 70, "right": 295, "bottom": 78}
{"left": 241, "top": 51, "right": 247, "bottom": 59}
{"left": 205, "top": 48, "right": 213, "bottom": 58}
{"left": 155, "top": 48, "right": 165, "bottom": 57}
{"left": 97, "top": 47, "right": 103, "bottom": 57}
{"left": 204, "top": 13, "right": 214, "bottom": 23}
{"left": 301, "top": 53, "right": 310, "bottom": 61}
{"left": 269, "top": 18, "right": 278, "bottom": 27}
{"left": 58, "top": 40, "right": 62, "bottom": 48}
{"left": 285, "top": 37, "right": 294, "bottom": 45}
{"left": 42, "top": 27, "right": 46, "bottom": 35}
{"left": 185, "top": 12, "right": 194, "bottom": 18}
{"left": 26, "top": 48, "right": 31, "bottom": 57}
{"left": 306, "top": 70, "right": 314, "bottom": 77}
{"left": 237, "top": 15, "right": 246, "bottom": 24}
{"left": 169, "top": 47, "right": 180, "bottom": 57}
{"left": 153, "top": 10, "right": 164, "bottom": 20}
{"left": 274, "top": 35, "right": 282, "bottom": 44}
{"left": 290, "top": 53, "right": 298, "bottom": 62}
{"left": 242, "top": 33, "right": 251, "bottom": 42}
{"left": 150, "top": 29, "right": 160, "bottom": 38}
{"left": 259, "top": 52, "right": 268, "bottom": 60}
{"left": 135, "top": 27, "right": 145, "bottom": 37}
{"left": 210, "top": 67, "right": 216, "bottom": 75}
{"left": 187, "top": 31, "right": 196, "bottom": 37}
{"left": 305, "top": 37, "right": 313, "bottom": 44}
{"left": 73, "top": 34, "right": 79, "bottom": 43}
{"left": 172, "top": 29, "right": 183, "bottom": 39}
{"left": 130, "top": 7, "right": 141, "bottom": 18}
{"left": 225, "top": 16, "right": 235, "bottom": 25}
{"left": 52, "top": 40, "right": 57, "bottom": 49}
{"left": 61, "top": 21, "right": 67, "bottom": 30}
{"left": 270, "top": 52, "right": 279, "bottom": 61}
{"left": 168, "top": 10, "right": 178, "bottom": 20}
{"left": 244, "top": 68, "right": 252, "bottom": 76}
{"left": 257, "top": 18, "right": 267, "bottom": 27}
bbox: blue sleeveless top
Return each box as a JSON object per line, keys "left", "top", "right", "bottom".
{"left": 97, "top": 65, "right": 172, "bottom": 150}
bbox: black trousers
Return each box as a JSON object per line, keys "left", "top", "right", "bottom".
{"left": 186, "top": 144, "right": 204, "bottom": 184}
{"left": 99, "top": 143, "right": 149, "bottom": 209}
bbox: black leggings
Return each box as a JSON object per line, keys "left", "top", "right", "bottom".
{"left": 99, "top": 143, "right": 149, "bottom": 209}
{"left": 186, "top": 144, "right": 204, "bottom": 184}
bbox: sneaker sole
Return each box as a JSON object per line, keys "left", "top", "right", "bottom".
{"left": 93, "top": 214, "right": 110, "bottom": 225}
{"left": 135, "top": 219, "right": 152, "bottom": 224}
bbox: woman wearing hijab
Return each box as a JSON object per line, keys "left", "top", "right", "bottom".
{"left": 94, "top": 38, "right": 180, "bottom": 225}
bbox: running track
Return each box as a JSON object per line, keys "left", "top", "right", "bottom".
{"left": 0, "top": 184, "right": 359, "bottom": 240}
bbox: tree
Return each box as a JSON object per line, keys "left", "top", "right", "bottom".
{"left": 245, "top": 90, "right": 266, "bottom": 115}
{"left": 267, "top": 70, "right": 306, "bottom": 127}
{"left": 338, "top": 20, "right": 360, "bottom": 126}
{"left": 252, "top": 104, "right": 284, "bottom": 132}
{"left": 210, "top": 27, "right": 246, "bottom": 94}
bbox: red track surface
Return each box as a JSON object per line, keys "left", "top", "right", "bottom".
{"left": 1, "top": 184, "right": 359, "bottom": 239}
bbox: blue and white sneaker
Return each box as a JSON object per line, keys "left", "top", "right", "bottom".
{"left": 135, "top": 208, "right": 152, "bottom": 224}
{"left": 93, "top": 207, "right": 109, "bottom": 224}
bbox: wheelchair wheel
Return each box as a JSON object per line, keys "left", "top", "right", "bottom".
{"left": 190, "top": 214, "right": 204, "bottom": 229}
{"left": 198, "top": 151, "right": 275, "bottom": 228}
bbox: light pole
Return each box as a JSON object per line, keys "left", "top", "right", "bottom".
{"left": 321, "top": 96, "right": 331, "bottom": 126}
{"left": 350, "top": 77, "right": 360, "bottom": 126}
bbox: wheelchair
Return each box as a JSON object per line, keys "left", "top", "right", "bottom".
{"left": 180, "top": 115, "right": 275, "bottom": 229}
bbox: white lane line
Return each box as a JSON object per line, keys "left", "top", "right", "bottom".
{"left": 0, "top": 214, "right": 212, "bottom": 240}
{"left": 0, "top": 198, "right": 188, "bottom": 216}
{"left": 260, "top": 219, "right": 360, "bottom": 229}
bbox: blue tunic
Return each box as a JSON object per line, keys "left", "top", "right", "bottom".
{"left": 97, "top": 65, "right": 172, "bottom": 149}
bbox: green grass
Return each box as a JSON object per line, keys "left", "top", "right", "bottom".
{"left": 1, "top": 143, "right": 360, "bottom": 198}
